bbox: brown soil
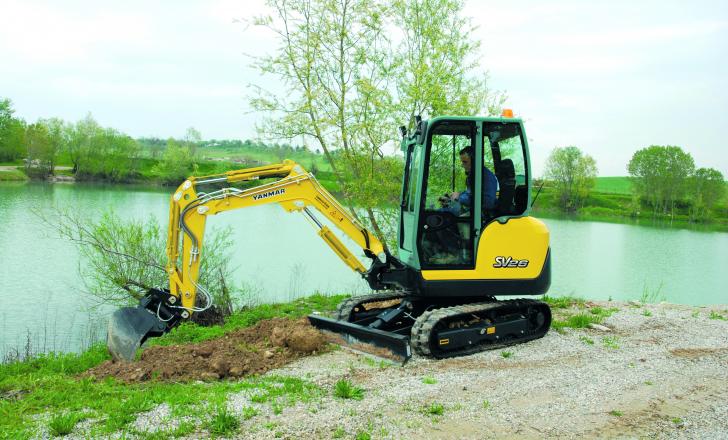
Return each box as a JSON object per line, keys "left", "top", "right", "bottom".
{"left": 86, "top": 318, "right": 327, "bottom": 383}
{"left": 669, "top": 347, "right": 728, "bottom": 359}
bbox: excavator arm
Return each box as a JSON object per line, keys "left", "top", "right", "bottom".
{"left": 107, "top": 160, "right": 393, "bottom": 361}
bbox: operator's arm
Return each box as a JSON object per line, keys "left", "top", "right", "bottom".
{"left": 483, "top": 167, "right": 498, "bottom": 210}
{"left": 166, "top": 160, "right": 387, "bottom": 313}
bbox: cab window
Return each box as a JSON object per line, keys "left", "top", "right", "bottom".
{"left": 418, "top": 121, "right": 475, "bottom": 268}
{"left": 483, "top": 122, "right": 529, "bottom": 216}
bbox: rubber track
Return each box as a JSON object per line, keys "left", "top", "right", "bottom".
{"left": 335, "top": 292, "right": 407, "bottom": 321}
{"left": 410, "top": 299, "right": 550, "bottom": 358}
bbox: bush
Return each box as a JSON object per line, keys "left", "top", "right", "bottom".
{"left": 48, "top": 413, "right": 85, "bottom": 437}
{"left": 207, "top": 407, "right": 239, "bottom": 436}
{"left": 46, "top": 209, "right": 238, "bottom": 321}
{"left": 153, "top": 139, "right": 197, "bottom": 184}
{"left": 333, "top": 379, "right": 364, "bottom": 400}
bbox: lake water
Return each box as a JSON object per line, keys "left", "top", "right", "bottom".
{"left": 1, "top": 182, "right": 726, "bottom": 357}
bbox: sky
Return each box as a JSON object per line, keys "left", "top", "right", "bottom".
{"left": 1, "top": 0, "right": 726, "bottom": 177}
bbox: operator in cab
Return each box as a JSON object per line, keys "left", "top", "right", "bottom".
{"left": 440, "top": 146, "right": 498, "bottom": 219}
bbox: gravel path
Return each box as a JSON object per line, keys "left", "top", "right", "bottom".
{"left": 122, "top": 302, "right": 728, "bottom": 438}
{"left": 0, "top": 165, "right": 72, "bottom": 171}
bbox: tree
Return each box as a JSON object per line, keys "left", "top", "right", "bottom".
{"left": 544, "top": 146, "right": 598, "bottom": 212}
{"left": 62, "top": 116, "right": 141, "bottom": 181}
{"left": 66, "top": 113, "right": 101, "bottom": 174}
{"left": 39, "top": 117, "right": 69, "bottom": 173}
{"left": 184, "top": 127, "right": 202, "bottom": 156}
{"left": 25, "top": 122, "right": 54, "bottom": 178}
{"left": 0, "top": 98, "right": 26, "bottom": 162}
{"left": 627, "top": 145, "right": 695, "bottom": 216}
{"left": 154, "top": 138, "right": 196, "bottom": 183}
{"left": 392, "top": 0, "right": 504, "bottom": 123}
{"left": 250, "top": 0, "right": 502, "bottom": 249}
{"left": 690, "top": 167, "right": 726, "bottom": 221}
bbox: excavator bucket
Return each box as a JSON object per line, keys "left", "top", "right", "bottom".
{"left": 107, "top": 306, "right": 167, "bottom": 362}
{"left": 308, "top": 315, "right": 411, "bottom": 364}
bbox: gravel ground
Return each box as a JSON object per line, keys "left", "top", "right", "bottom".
{"left": 92, "top": 302, "right": 728, "bottom": 439}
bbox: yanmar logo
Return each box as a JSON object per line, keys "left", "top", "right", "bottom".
{"left": 493, "top": 256, "right": 529, "bottom": 268}
{"left": 253, "top": 188, "right": 285, "bottom": 201}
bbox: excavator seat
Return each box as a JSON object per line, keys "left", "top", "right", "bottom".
{"left": 495, "top": 159, "right": 516, "bottom": 215}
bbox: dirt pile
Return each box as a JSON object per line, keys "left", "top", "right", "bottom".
{"left": 87, "top": 318, "right": 327, "bottom": 383}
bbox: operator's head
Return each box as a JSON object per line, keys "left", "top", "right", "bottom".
{"left": 459, "top": 146, "right": 473, "bottom": 174}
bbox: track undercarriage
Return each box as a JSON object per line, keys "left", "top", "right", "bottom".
{"left": 308, "top": 293, "right": 552, "bottom": 362}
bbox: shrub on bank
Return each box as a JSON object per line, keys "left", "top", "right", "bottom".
{"left": 0, "top": 168, "right": 28, "bottom": 181}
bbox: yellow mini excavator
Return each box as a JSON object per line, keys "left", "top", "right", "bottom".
{"left": 107, "top": 113, "right": 552, "bottom": 363}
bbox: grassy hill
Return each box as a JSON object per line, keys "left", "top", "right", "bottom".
{"left": 593, "top": 177, "right": 632, "bottom": 194}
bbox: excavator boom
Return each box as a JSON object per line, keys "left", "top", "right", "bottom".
{"left": 107, "top": 160, "right": 395, "bottom": 361}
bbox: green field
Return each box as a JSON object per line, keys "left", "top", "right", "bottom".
{"left": 593, "top": 177, "right": 632, "bottom": 194}
{"left": 198, "top": 146, "right": 334, "bottom": 173}
{"left": 0, "top": 168, "right": 28, "bottom": 181}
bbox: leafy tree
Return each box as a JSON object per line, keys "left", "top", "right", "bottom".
{"left": 627, "top": 145, "right": 695, "bottom": 216}
{"left": 690, "top": 167, "right": 726, "bottom": 221}
{"left": 101, "top": 128, "right": 141, "bottom": 181}
{"left": 392, "top": 0, "right": 504, "bottom": 122}
{"left": 0, "top": 98, "right": 27, "bottom": 162}
{"left": 63, "top": 116, "right": 141, "bottom": 181}
{"left": 184, "top": 127, "right": 202, "bottom": 156}
{"left": 250, "top": 0, "right": 502, "bottom": 249}
{"left": 66, "top": 113, "right": 101, "bottom": 173}
{"left": 25, "top": 122, "right": 54, "bottom": 178}
{"left": 544, "top": 146, "right": 598, "bottom": 212}
{"left": 39, "top": 117, "right": 69, "bottom": 173}
{"left": 138, "top": 136, "right": 166, "bottom": 159}
{"left": 0, "top": 98, "right": 11, "bottom": 131}
{"left": 154, "top": 138, "right": 196, "bottom": 183}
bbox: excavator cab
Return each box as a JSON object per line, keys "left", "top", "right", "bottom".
{"left": 394, "top": 115, "right": 550, "bottom": 297}
{"left": 314, "top": 114, "right": 551, "bottom": 361}
{"left": 108, "top": 112, "right": 551, "bottom": 364}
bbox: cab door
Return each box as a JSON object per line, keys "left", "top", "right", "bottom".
{"left": 416, "top": 119, "right": 477, "bottom": 269}
{"left": 398, "top": 140, "right": 422, "bottom": 266}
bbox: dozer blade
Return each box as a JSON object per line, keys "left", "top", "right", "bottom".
{"left": 308, "top": 315, "right": 411, "bottom": 364}
{"left": 107, "top": 306, "right": 167, "bottom": 362}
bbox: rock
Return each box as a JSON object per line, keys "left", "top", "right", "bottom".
{"left": 264, "top": 350, "right": 275, "bottom": 359}
{"left": 588, "top": 323, "right": 612, "bottom": 332}
{"left": 210, "top": 359, "right": 229, "bottom": 376}
{"left": 286, "top": 328, "right": 325, "bottom": 353}
{"left": 1, "top": 390, "right": 27, "bottom": 401}
{"left": 201, "top": 372, "right": 220, "bottom": 381}
{"left": 48, "top": 175, "right": 75, "bottom": 183}
{"left": 270, "top": 327, "right": 287, "bottom": 347}
{"left": 229, "top": 366, "right": 245, "bottom": 377}
{"left": 195, "top": 346, "right": 213, "bottom": 358}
